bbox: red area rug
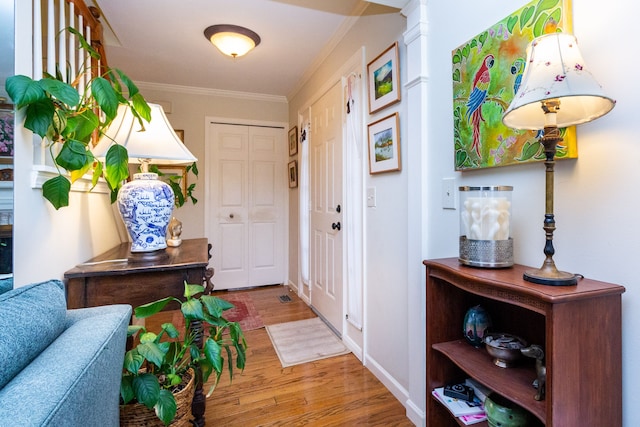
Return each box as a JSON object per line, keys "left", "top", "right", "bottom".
{"left": 220, "top": 292, "right": 264, "bottom": 331}
{"left": 171, "top": 292, "right": 264, "bottom": 332}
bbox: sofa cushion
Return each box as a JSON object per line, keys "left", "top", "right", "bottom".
{"left": 0, "top": 280, "right": 67, "bottom": 389}
{"left": 0, "top": 277, "right": 12, "bottom": 294}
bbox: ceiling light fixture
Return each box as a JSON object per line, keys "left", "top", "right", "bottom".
{"left": 204, "top": 24, "right": 261, "bottom": 58}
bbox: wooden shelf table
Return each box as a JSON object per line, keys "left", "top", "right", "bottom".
{"left": 424, "top": 258, "right": 625, "bottom": 427}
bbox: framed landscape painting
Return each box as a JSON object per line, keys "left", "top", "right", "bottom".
{"left": 368, "top": 42, "right": 400, "bottom": 114}
{"left": 452, "top": 0, "right": 575, "bottom": 170}
{"left": 368, "top": 113, "right": 400, "bottom": 174}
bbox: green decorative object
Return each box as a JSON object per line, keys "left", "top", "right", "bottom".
{"left": 463, "top": 304, "right": 492, "bottom": 347}
{"left": 485, "top": 393, "right": 530, "bottom": 427}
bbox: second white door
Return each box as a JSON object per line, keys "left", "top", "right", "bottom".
{"left": 310, "top": 81, "right": 344, "bottom": 332}
{"left": 208, "top": 122, "right": 286, "bottom": 290}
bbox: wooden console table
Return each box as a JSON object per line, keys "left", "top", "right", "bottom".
{"left": 64, "top": 237, "right": 213, "bottom": 427}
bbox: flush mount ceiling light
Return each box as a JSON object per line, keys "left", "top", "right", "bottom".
{"left": 204, "top": 24, "right": 261, "bottom": 58}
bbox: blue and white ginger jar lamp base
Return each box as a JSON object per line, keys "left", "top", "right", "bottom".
{"left": 118, "top": 172, "right": 174, "bottom": 253}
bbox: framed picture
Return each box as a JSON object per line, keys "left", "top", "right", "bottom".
{"left": 452, "top": 0, "right": 574, "bottom": 170}
{"left": 368, "top": 113, "right": 401, "bottom": 174}
{"left": 0, "top": 104, "right": 14, "bottom": 163}
{"left": 288, "top": 126, "right": 298, "bottom": 156}
{"left": 288, "top": 160, "right": 298, "bottom": 188}
{"left": 367, "top": 42, "right": 400, "bottom": 114}
{"left": 174, "top": 129, "right": 184, "bottom": 142}
{"left": 155, "top": 165, "right": 188, "bottom": 195}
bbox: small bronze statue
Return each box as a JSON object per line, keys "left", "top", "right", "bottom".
{"left": 167, "top": 216, "right": 183, "bottom": 247}
{"left": 521, "top": 344, "right": 546, "bottom": 401}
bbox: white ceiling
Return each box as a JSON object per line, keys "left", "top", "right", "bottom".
{"left": 92, "top": 0, "right": 402, "bottom": 100}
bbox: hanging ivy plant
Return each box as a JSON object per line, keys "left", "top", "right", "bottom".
{"left": 5, "top": 27, "right": 151, "bottom": 209}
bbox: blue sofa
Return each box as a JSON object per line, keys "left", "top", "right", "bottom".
{"left": 0, "top": 279, "right": 131, "bottom": 426}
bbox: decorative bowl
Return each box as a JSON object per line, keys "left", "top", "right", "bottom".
{"left": 484, "top": 333, "right": 527, "bottom": 368}
{"left": 484, "top": 393, "right": 530, "bottom": 427}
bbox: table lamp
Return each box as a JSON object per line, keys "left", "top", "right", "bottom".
{"left": 93, "top": 103, "right": 197, "bottom": 260}
{"left": 502, "top": 33, "right": 615, "bottom": 285}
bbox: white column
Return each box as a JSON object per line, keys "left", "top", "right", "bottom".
{"left": 403, "top": 0, "right": 428, "bottom": 425}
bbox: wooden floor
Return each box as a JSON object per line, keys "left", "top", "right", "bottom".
{"left": 196, "top": 285, "right": 413, "bottom": 426}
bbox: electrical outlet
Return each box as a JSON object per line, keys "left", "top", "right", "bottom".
{"left": 442, "top": 178, "right": 457, "bottom": 209}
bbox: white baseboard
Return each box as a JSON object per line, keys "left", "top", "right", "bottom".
{"left": 364, "top": 355, "right": 412, "bottom": 421}
{"left": 342, "top": 333, "right": 363, "bottom": 361}
{"left": 405, "top": 398, "right": 425, "bottom": 426}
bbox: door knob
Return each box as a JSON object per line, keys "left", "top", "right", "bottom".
{"left": 229, "top": 213, "right": 234, "bottom": 219}
{"left": 332, "top": 222, "right": 341, "bottom": 231}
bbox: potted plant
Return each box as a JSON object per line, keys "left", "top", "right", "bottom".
{"left": 120, "top": 282, "right": 247, "bottom": 426}
{"left": 4, "top": 27, "right": 151, "bottom": 209}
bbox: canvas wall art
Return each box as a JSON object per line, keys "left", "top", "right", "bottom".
{"left": 452, "top": 0, "right": 575, "bottom": 170}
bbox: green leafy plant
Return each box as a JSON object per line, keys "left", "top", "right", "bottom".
{"left": 4, "top": 27, "right": 151, "bottom": 209}
{"left": 149, "top": 162, "right": 199, "bottom": 207}
{"left": 121, "top": 282, "right": 247, "bottom": 425}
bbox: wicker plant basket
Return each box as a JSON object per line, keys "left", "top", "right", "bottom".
{"left": 120, "top": 368, "right": 195, "bottom": 427}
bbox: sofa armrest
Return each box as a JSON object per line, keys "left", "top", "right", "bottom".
{"left": 0, "top": 304, "right": 132, "bottom": 426}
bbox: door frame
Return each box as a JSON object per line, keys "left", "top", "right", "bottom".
{"left": 204, "top": 117, "right": 290, "bottom": 288}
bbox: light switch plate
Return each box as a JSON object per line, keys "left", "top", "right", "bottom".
{"left": 442, "top": 178, "right": 456, "bottom": 209}
{"left": 367, "top": 187, "right": 376, "bottom": 207}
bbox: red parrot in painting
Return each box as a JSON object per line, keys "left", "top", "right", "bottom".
{"left": 465, "top": 54, "right": 495, "bottom": 157}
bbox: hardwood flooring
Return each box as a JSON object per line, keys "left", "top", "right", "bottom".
{"left": 185, "top": 284, "right": 413, "bottom": 426}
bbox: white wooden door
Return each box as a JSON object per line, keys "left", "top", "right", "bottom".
{"left": 310, "top": 82, "right": 344, "bottom": 332}
{"left": 209, "top": 122, "right": 286, "bottom": 290}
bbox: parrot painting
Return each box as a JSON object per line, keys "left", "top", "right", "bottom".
{"left": 465, "top": 54, "right": 495, "bottom": 157}
{"left": 511, "top": 58, "right": 525, "bottom": 95}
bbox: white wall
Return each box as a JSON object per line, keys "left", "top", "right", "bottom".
{"left": 426, "top": 0, "right": 639, "bottom": 425}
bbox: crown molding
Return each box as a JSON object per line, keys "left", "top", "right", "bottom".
{"left": 135, "top": 81, "right": 288, "bottom": 104}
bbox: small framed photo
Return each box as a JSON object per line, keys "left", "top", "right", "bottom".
{"left": 368, "top": 113, "right": 401, "bottom": 174}
{"left": 367, "top": 42, "right": 400, "bottom": 114}
{"left": 288, "top": 160, "right": 298, "bottom": 188}
{"left": 288, "top": 126, "right": 298, "bottom": 156}
{"left": 174, "top": 129, "right": 184, "bottom": 142}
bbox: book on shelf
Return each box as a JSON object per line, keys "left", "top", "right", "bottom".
{"left": 459, "top": 413, "right": 488, "bottom": 425}
{"left": 432, "top": 386, "right": 484, "bottom": 417}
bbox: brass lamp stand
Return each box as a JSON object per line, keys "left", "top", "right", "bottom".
{"left": 523, "top": 100, "right": 578, "bottom": 286}
{"left": 502, "top": 33, "right": 616, "bottom": 286}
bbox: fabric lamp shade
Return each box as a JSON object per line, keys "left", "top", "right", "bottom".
{"left": 93, "top": 103, "right": 196, "bottom": 166}
{"left": 502, "top": 33, "right": 615, "bottom": 130}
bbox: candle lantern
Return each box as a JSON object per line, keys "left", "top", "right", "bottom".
{"left": 459, "top": 186, "right": 513, "bottom": 268}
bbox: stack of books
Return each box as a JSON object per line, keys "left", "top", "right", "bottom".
{"left": 431, "top": 379, "right": 491, "bottom": 425}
